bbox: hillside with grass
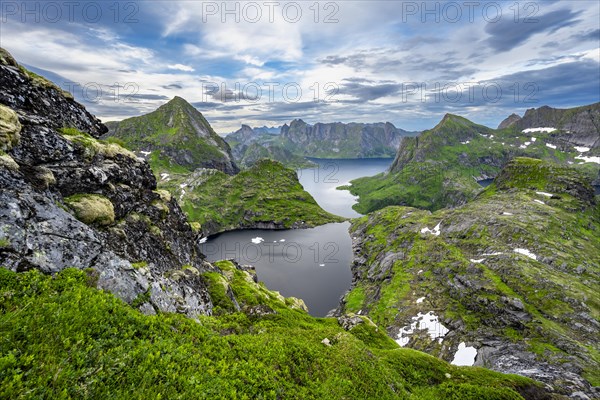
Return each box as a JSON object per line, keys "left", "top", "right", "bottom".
{"left": 0, "top": 265, "right": 551, "bottom": 399}
{"left": 343, "top": 108, "right": 600, "bottom": 214}
{"left": 337, "top": 158, "right": 600, "bottom": 395}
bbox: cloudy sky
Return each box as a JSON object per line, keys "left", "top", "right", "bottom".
{"left": 1, "top": 0, "right": 599, "bottom": 133}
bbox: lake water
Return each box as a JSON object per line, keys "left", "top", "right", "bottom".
{"left": 297, "top": 158, "right": 393, "bottom": 218}
{"left": 201, "top": 222, "right": 353, "bottom": 316}
{"left": 201, "top": 158, "right": 393, "bottom": 317}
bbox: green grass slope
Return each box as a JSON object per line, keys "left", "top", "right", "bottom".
{"left": 158, "top": 159, "right": 345, "bottom": 236}
{"left": 0, "top": 265, "right": 547, "bottom": 399}
{"left": 339, "top": 158, "right": 600, "bottom": 393}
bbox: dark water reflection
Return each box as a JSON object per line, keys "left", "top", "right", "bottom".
{"left": 201, "top": 223, "right": 353, "bottom": 317}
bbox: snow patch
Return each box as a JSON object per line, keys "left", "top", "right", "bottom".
{"left": 514, "top": 248, "right": 537, "bottom": 260}
{"left": 198, "top": 237, "right": 207, "bottom": 244}
{"left": 575, "top": 146, "right": 591, "bottom": 153}
{"left": 470, "top": 258, "right": 485, "bottom": 263}
{"left": 451, "top": 342, "right": 478, "bottom": 366}
{"left": 279, "top": 239, "right": 286, "bottom": 242}
{"left": 251, "top": 237, "right": 264, "bottom": 244}
{"left": 533, "top": 199, "right": 545, "bottom": 205}
{"left": 395, "top": 311, "right": 449, "bottom": 347}
{"left": 160, "top": 173, "right": 170, "bottom": 181}
{"left": 536, "top": 191, "right": 553, "bottom": 197}
{"left": 460, "top": 140, "right": 470, "bottom": 144}
{"left": 502, "top": 212, "right": 513, "bottom": 216}
{"left": 319, "top": 264, "right": 325, "bottom": 267}
{"left": 139, "top": 151, "right": 151, "bottom": 156}
{"left": 483, "top": 252, "right": 503, "bottom": 256}
{"left": 421, "top": 222, "right": 442, "bottom": 236}
{"left": 416, "top": 296, "right": 426, "bottom": 304}
{"left": 546, "top": 143, "right": 557, "bottom": 149}
{"left": 575, "top": 155, "right": 600, "bottom": 164}
{"left": 522, "top": 127, "right": 555, "bottom": 133}
{"left": 531, "top": 137, "right": 537, "bottom": 142}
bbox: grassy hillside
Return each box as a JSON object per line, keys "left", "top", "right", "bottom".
{"left": 158, "top": 159, "right": 345, "bottom": 235}
{"left": 343, "top": 114, "right": 600, "bottom": 214}
{"left": 0, "top": 265, "right": 547, "bottom": 399}
{"left": 339, "top": 158, "right": 600, "bottom": 393}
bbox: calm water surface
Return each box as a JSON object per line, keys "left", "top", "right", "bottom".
{"left": 298, "top": 158, "right": 393, "bottom": 218}
{"left": 202, "top": 222, "right": 353, "bottom": 316}
{"left": 202, "top": 158, "right": 393, "bottom": 316}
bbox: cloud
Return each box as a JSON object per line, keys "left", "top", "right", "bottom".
{"left": 167, "top": 64, "right": 195, "bottom": 72}
{"left": 485, "top": 8, "right": 582, "bottom": 52}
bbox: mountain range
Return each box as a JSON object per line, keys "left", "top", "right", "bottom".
{"left": 343, "top": 104, "right": 600, "bottom": 214}
{"left": 225, "top": 119, "right": 418, "bottom": 166}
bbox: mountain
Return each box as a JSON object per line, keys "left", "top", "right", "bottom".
{"left": 344, "top": 106, "right": 600, "bottom": 214}
{"left": 103, "top": 103, "right": 337, "bottom": 235}
{"left": 279, "top": 119, "right": 415, "bottom": 158}
{"left": 336, "top": 158, "right": 600, "bottom": 396}
{"left": 159, "top": 159, "right": 344, "bottom": 235}
{"left": 105, "top": 97, "right": 239, "bottom": 175}
{"left": 499, "top": 103, "right": 600, "bottom": 151}
{"left": 225, "top": 124, "right": 279, "bottom": 160}
{"left": 238, "top": 142, "right": 316, "bottom": 169}
{"left": 0, "top": 47, "right": 549, "bottom": 399}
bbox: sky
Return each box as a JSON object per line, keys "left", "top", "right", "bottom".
{"left": 1, "top": 0, "right": 599, "bottom": 134}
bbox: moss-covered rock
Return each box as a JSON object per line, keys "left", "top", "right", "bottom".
{"left": 0, "top": 104, "right": 21, "bottom": 151}
{"left": 64, "top": 194, "right": 115, "bottom": 226}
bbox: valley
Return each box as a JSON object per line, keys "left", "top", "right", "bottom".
{"left": 1, "top": 39, "right": 599, "bottom": 400}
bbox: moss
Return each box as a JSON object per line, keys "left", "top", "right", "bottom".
{"left": 0, "top": 153, "right": 19, "bottom": 171}
{"left": 344, "top": 286, "right": 366, "bottom": 312}
{"left": 59, "top": 127, "right": 137, "bottom": 161}
{"left": 0, "top": 238, "right": 10, "bottom": 248}
{"left": 131, "top": 261, "right": 148, "bottom": 270}
{"left": 64, "top": 194, "right": 115, "bottom": 226}
{"left": 0, "top": 104, "right": 21, "bottom": 152}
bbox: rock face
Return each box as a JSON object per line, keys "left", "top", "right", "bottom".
{"left": 500, "top": 103, "right": 600, "bottom": 150}
{"left": 337, "top": 158, "right": 600, "bottom": 397}
{"left": 0, "top": 47, "right": 217, "bottom": 318}
{"left": 280, "top": 119, "right": 414, "bottom": 158}
{"left": 105, "top": 97, "right": 239, "bottom": 175}
{"left": 497, "top": 113, "right": 522, "bottom": 130}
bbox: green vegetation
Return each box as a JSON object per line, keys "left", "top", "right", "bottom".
{"left": 0, "top": 267, "right": 545, "bottom": 399}
{"left": 159, "top": 159, "right": 345, "bottom": 235}
{"left": 104, "top": 96, "right": 235, "bottom": 173}
{"left": 0, "top": 104, "right": 21, "bottom": 152}
{"left": 64, "top": 194, "right": 115, "bottom": 226}
{"left": 59, "top": 127, "right": 137, "bottom": 161}
{"left": 339, "top": 158, "right": 600, "bottom": 386}
{"left": 343, "top": 114, "right": 600, "bottom": 214}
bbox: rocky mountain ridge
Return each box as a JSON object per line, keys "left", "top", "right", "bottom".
{"left": 337, "top": 158, "right": 600, "bottom": 397}
{"left": 0, "top": 47, "right": 222, "bottom": 317}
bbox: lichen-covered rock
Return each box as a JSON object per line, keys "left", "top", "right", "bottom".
{"left": 0, "top": 47, "right": 216, "bottom": 318}
{"left": 0, "top": 104, "right": 21, "bottom": 151}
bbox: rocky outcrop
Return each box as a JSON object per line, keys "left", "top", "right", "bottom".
{"left": 0, "top": 47, "right": 218, "bottom": 318}
{"left": 502, "top": 103, "right": 600, "bottom": 150}
{"left": 498, "top": 113, "right": 522, "bottom": 129}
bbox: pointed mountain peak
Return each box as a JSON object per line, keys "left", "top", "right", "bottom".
{"left": 432, "top": 113, "right": 477, "bottom": 131}
{"left": 161, "top": 96, "right": 195, "bottom": 110}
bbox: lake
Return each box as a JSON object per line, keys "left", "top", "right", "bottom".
{"left": 297, "top": 158, "right": 393, "bottom": 218}
{"left": 201, "top": 222, "right": 353, "bottom": 316}
{"left": 201, "top": 158, "right": 393, "bottom": 316}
